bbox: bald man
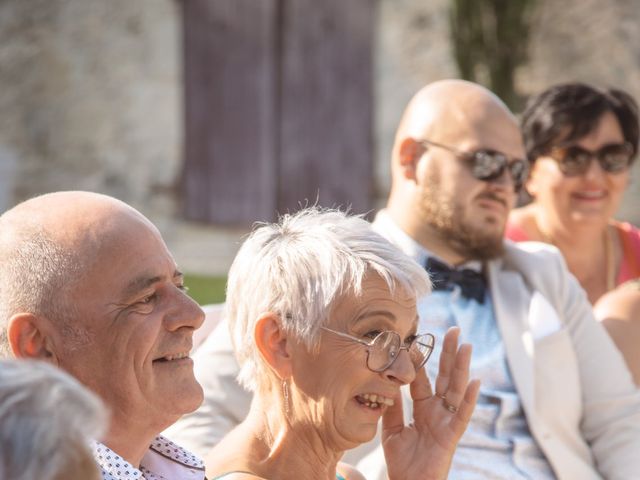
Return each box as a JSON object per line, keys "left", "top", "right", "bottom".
{"left": 0, "top": 192, "right": 207, "bottom": 480}
{"left": 168, "top": 81, "right": 640, "bottom": 479}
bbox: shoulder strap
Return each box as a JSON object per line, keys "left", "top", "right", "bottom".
{"left": 615, "top": 222, "right": 640, "bottom": 280}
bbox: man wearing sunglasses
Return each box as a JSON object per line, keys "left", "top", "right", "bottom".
{"left": 361, "top": 79, "right": 640, "bottom": 479}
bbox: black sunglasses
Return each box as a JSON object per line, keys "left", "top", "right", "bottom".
{"left": 418, "top": 139, "right": 529, "bottom": 191}
{"left": 549, "top": 142, "right": 634, "bottom": 176}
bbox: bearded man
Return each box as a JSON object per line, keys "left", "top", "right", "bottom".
{"left": 167, "top": 80, "right": 640, "bottom": 479}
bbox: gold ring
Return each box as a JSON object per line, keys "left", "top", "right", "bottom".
{"left": 443, "top": 400, "right": 458, "bottom": 413}
{"left": 414, "top": 394, "right": 433, "bottom": 402}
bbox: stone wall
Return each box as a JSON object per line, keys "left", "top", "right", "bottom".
{"left": 0, "top": 0, "right": 181, "bottom": 215}
{"left": 375, "top": 0, "right": 640, "bottom": 223}
{"left": 1, "top": 0, "right": 638, "bottom": 274}
{"left": 373, "top": 0, "right": 457, "bottom": 203}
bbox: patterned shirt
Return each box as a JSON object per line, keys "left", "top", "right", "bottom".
{"left": 372, "top": 210, "right": 555, "bottom": 479}
{"left": 93, "top": 435, "right": 206, "bottom": 480}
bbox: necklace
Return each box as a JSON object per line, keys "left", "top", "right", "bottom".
{"left": 538, "top": 224, "right": 616, "bottom": 292}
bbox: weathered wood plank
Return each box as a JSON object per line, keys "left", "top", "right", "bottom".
{"left": 278, "top": 0, "right": 375, "bottom": 215}
{"left": 182, "top": 0, "right": 375, "bottom": 225}
{"left": 182, "top": 0, "right": 278, "bottom": 225}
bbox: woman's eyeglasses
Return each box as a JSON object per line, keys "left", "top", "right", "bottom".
{"left": 549, "top": 142, "right": 634, "bottom": 176}
{"left": 418, "top": 139, "right": 530, "bottom": 192}
{"left": 321, "top": 326, "right": 435, "bottom": 372}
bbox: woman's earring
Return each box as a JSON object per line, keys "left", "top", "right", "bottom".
{"left": 282, "top": 379, "right": 290, "bottom": 415}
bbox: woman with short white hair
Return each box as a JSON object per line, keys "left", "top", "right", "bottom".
{"left": 0, "top": 359, "right": 107, "bottom": 480}
{"left": 206, "top": 207, "right": 480, "bottom": 480}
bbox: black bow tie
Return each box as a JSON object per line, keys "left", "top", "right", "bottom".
{"left": 425, "top": 257, "right": 486, "bottom": 304}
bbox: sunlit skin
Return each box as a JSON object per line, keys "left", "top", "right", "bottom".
{"left": 594, "top": 284, "right": 640, "bottom": 386}
{"left": 387, "top": 80, "right": 525, "bottom": 265}
{"left": 205, "top": 273, "right": 480, "bottom": 480}
{"left": 510, "top": 111, "right": 631, "bottom": 303}
{"left": 6, "top": 192, "right": 205, "bottom": 467}
{"left": 288, "top": 275, "right": 419, "bottom": 451}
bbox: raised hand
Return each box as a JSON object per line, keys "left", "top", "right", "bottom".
{"left": 381, "top": 326, "right": 480, "bottom": 480}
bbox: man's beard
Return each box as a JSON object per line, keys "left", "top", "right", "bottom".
{"left": 418, "top": 171, "right": 505, "bottom": 261}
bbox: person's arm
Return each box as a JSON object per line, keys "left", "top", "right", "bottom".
{"left": 163, "top": 318, "right": 252, "bottom": 458}
{"left": 594, "top": 284, "right": 640, "bottom": 386}
{"left": 381, "top": 327, "right": 480, "bottom": 480}
{"left": 559, "top": 267, "right": 640, "bottom": 479}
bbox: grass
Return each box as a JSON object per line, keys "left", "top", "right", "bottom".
{"left": 184, "top": 274, "right": 227, "bottom": 305}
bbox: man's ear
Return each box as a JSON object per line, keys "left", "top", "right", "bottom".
{"left": 7, "top": 313, "right": 58, "bottom": 362}
{"left": 254, "top": 312, "right": 292, "bottom": 379}
{"left": 398, "top": 137, "right": 425, "bottom": 181}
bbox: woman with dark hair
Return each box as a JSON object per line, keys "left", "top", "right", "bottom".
{"left": 507, "top": 82, "right": 640, "bottom": 303}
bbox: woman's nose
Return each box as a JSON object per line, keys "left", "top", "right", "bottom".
{"left": 383, "top": 348, "right": 417, "bottom": 385}
{"left": 583, "top": 155, "right": 607, "bottom": 180}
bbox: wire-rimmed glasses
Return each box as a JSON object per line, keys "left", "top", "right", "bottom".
{"left": 321, "top": 326, "right": 435, "bottom": 372}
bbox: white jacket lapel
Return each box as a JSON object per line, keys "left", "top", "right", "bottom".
{"left": 487, "top": 260, "right": 535, "bottom": 416}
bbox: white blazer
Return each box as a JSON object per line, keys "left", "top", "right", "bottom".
{"left": 489, "top": 241, "right": 640, "bottom": 479}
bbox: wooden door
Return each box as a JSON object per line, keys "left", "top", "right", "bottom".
{"left": 182, "top": 0, "right": 374, "bottom": 225}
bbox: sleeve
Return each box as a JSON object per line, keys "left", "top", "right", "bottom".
{"left": 162, "top": 318, "right": 252, "bottom": 458}
{"left": 554, "top": 253, "right": 640, "bottom": 479}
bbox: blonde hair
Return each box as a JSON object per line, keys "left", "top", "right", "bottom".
{"left": 225, "top": 207, "right": 431, "bottom": 391}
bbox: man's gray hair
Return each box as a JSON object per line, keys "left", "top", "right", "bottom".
{"left": 0, "top": 220, "right": 83, "bottom": 357}
{"left": 0, "top": 359, "right": 107, "bottom": 480}
{"left": 226, "top": 207, "right": 431, "bottom": 391}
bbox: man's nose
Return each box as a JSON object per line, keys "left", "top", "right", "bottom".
{"left": 165, "top": 288, "right": 205, "bottom": 332}
{"left": 493, "top": 164, "right": 517, "bottom": 190}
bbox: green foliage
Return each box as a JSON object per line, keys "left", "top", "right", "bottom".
{"left": 450, "top": 0, "right": 536, "bottom": 110}
{"left": 184, "top": 274, "right": 227, "bottom": 306}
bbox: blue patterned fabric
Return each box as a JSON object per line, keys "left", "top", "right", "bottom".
{"left": 94, "top": 435, "right": 205, "bottom": 480}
